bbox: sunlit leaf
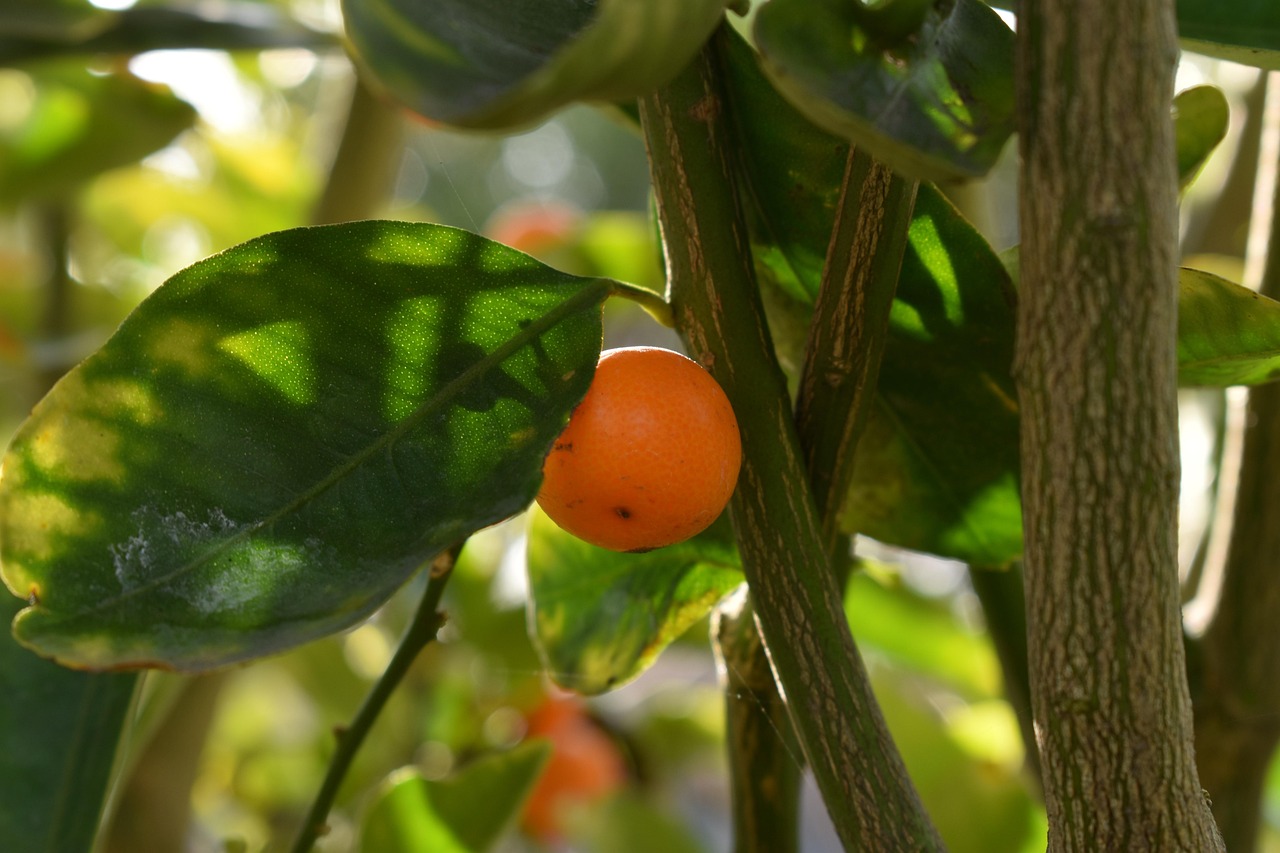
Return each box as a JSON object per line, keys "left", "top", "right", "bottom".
{"left": 341, "top": 0, "right": 731, "bottom": 130}
{"left": 1178, "top": 268, "right": 1280, "bottom": 386}
{"left": 0, "top": 65, "right": 195, "bottom": 206}
{"left": 754, "top": 0, "right": 1015, "bottom": 182}
{"left": 0, "top": 594, "right": 137, "bottom": 852}
{"left": 1, "top": 221, "right": 610, "bottom": 671}
{"left": 361, "top": 742, "right": 551, "bottom": 853}
{"left": 526, "top": 507, "right": 741, "bottom": 695}
{"left": 1174, "top": 85, "right": 1230, "bottom": 191}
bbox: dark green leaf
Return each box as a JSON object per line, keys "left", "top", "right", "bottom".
{"left": 1, "top": 221, "right": 609, "bottom": 671}
{"left": 0, "top": 0, "right": 111, "bottom": 41}
{"left": 1176, "top": 0, "right": 1280, "bottom": 69}
{"left": 0, "top": 594, "right": 138, "bottom": 852}
{"left": 754, "top": 0, "right": 1015, "bottom": 182}
{"left": 361, "top": 742, "right": 551, "bottom": 853}
{"left": 1174, "top": 85, "right": 1230, "bottom": 191}
{"left": 526, "top": 507, "right": 741, "bottom": 695}
{"left": 1178, "top": 268, "right": 1280, "bottom": 386}
{"left": 341, "top": 0, "right": 730, "bottom": 130}
{"left": 0, "top": 65, "right": 195, "bottom": 206}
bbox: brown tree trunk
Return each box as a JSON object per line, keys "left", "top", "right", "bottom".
{"left": 1015, "top": 1, "right": 1224, "bottom": 849}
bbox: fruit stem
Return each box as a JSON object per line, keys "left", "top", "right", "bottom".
{"left": 608, "top": 279, "right": 676, "bottom": 327}
{"left": 288, "top": 546, "right": 458, "bottom": 853}
{"left": 638, "top": 25, "right": 944, "bottom": 853}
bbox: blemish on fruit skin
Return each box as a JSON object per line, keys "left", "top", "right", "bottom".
{"left": 614, "top": 507, "right": 632, "bottom": 520}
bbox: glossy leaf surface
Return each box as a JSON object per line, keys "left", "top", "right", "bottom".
{"left": 526, "top": 507, "right": 741, "bottom": 694}
{"left": 0, "top": 594, "right": 137, "bottom": 852}
{"left": 754, "top": 0, "right": 1015, "bottom": 182}
{"left": 1, "top": 221, "right": 609, "bottom": 671}
{"left": 361, "top": 742, "right": 551, "bottom": 853}
{"left": 1174, "top": 85, "right": 1230, "bottom": 191}
{"left": 0, "top": 65, "right": 195, "bottom": 206}
{"left": 341, "top": 0, "right": 730, "bottom": 130}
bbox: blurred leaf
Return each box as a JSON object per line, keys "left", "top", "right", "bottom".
{"left": 0, "top": 3, "right": 335, "bottom": 63}
{"left": 0, "top": 0, "right": 111, "bottom": 41}
{"left": 1, "top": 221, "right": 609, "bottom": 671}
{"left": 0, "top": 65, "right": 195, "bottom": 206}
{"left": 341, "top": 0, "right": 731, "bottom": 130}
{"left": 361, "top": 742, "right": 551, "bottom": 853}
{"left": 1176, "top": 0, "right": 1280, "bottom": 69}
{"left": 845, "top": 185, "right": 1023, "bottom": 566}
{"left": 1177, "top": 268, "right": 1280, "bottom": 386}
{"left": 526, "top": 507, "right": 741, "bottom": 694}
{"left": 754, "top": 0, "right": 1015, "bottom": 182}
{"left": 564, "top": 791, "right": 707, "bottom": 853}
{"left": 1174, "top": 85, "right": 1230, "bottom": 191}
{"left": 873, "top": 672, "right": 1039, "bottom": 853}
{"left": 0, "top": 594, "right": 138, "bottom": 852}
{"left": 845, "top": 570, "right": 1000, "bottom": 699}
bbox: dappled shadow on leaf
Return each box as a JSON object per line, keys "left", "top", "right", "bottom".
{"left": 1, "top": 221, "right": 609, "bottom": 671}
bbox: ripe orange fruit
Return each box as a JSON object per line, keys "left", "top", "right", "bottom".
{"left": 536, "top": 346, "right": 741, "bottom": 552}
{"left": 520, "top": 695, "right": 626, "bottom": 841}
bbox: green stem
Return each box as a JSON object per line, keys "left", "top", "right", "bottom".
{"left": 311, "top": 72, "right": 406, "bottom": 226}
{"left": 713, "top": 591, "right": 801, "bottom": 853}
{"left": 37, "top": 202, "right": 73, "bottom": 393}
{"left": 795, "top": 147, "right": 917, "bottom": 552}
{"left": 289, "top": 548, "right": 457, "bottom": 853}
{"left": 639, "top": 28, "right": 942, "bottom": 851}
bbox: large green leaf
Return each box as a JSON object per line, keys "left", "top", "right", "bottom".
{"left": 526, "top": 507, "right": 741, "bottom": 695}
{"left": 0, "top": 65, "right": 195, "bottom": 206}
{"left": 1174, "top": 85, "right": 1230, "bottom": 191}
{"left": 1, "top": 221, "right": 610, "bottom": 671}
{"left": 754, "top": 0, "right": 1016, "bottom": 182}
{"left": 0, "top": 594, "right": 137, "bottom": 852}
{"left": 1176, "top": 0, "right": 1280, "bottom": 69}
{"left": 341, "top": 0, "right": 731, "bottom": 130}
{"left": 361, "top": 742, "right": 551, "bottom": 853}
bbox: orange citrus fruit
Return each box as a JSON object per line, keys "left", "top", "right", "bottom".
{"left": 536, "top": 346, "right": 741, "bottom": 552}
{"left": 520, "top": 695, "right": 626, "bottom": 841}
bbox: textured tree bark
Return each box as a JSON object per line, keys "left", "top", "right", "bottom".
{"left": 1015, "top": 1, "right": 1225, "bottom": 850}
